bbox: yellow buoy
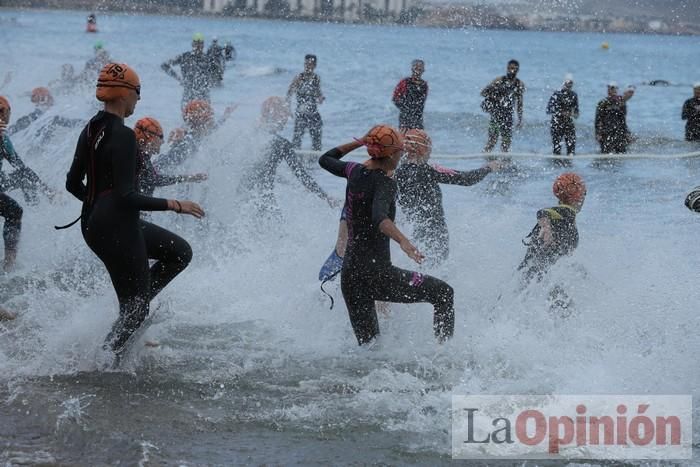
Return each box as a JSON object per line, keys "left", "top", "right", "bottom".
{"left": 601, "top": 41, "right": 610, "bottom": 50}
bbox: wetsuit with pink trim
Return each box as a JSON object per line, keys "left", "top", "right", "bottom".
{"left": 395, "top": 162, "right": 492, "bottom": 262}
{"left": 319, "top": 147, "right": 454, "bottom": 345}
{"left": 66, "top": 111, "right": 192, "bottom": 356}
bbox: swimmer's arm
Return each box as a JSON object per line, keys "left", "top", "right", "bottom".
{"left": 480, "top": 79, "right": 499, "bottom": 97}
{"left": 286, "top": 75, "right": 300, "bottom": 100}
{"left": 546, "top": 94, "right": 556, "bottom": 115}
{"left": 66, "top": 130, "right": 88, "bottom": 201}
{"left": 573, "top": 93, "right": 580, "bottom": 119}
{"left": 318, "top": 140, "right": 363, "bottom": 177}
{"left": 392, "top": 79, "right": 407, "bottom": 106}
{"left": 443, "top": 166, "right": 493, "bottom": 186}
{"left": 517, "top": 82, "right": 524, "bottom": 122}
{"left": 113, "top": 129, "right": 169, "bottom": 211}
{"left": 682, "top": 100, "right": 690, "bottom": 120}
{"left": 161, "top": 56, "right": 182, "bottom": 82}
{"left": 284, "top": 145, "right": 333, "bottom": 203}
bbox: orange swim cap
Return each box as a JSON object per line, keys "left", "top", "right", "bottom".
{"left": 31, "top": 87, "right": 54, "bottom": 106}
{"left": 553, "top": 173, "right": 586, "bottom": 205}
{"left": 403, "top": 129, "right": 432, "bottom": 158}
{"left": 134, "top": 117, "right": 164, "bottom": 145}
{"left": 260, "top": 96, "right": 290, "bottom": 126}
{"left": 96, "top": 63, "right": 140, "bottom": 102}
{"left": 365, "top": 125, "right": 403, "bottom": 159}
{"left": 0, "top": 96, "right": 10, "bottom": 111}
{"left": 182, "top": 100, "right": 214, "bottom": 128}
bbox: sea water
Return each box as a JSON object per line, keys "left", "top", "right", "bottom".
{"left": 1, "top": 8, "right": 699, "bottom": 465}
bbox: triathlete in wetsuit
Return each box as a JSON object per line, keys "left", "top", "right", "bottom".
{"left": 392, "top": 59, "right": 428, "bottom": 130}
{"left": 595, "top": 82, "right": 634, "bottom": 154}
{"left": 546, "top": 75, "right": 579, "bottom": 156}
{"left": 518, "top": 173, "right": 585, "bottom": 285}
{"left": 134, "top": 117, "right": 207, "bottom": 197}
{"left": 681, "top": 84, "right": 700, "bottom": 142}
{"left": 481, "top": 60, "right": 525, "bottom": 153}
{"left": 64, "top": 63, "right": 205, "bottom": 358}
{"left": 0, "top": 96, "right": 52, "bottom": 271}
{"left": 242, "top": 96, "right": 334, "bottom": 217}
{"left": 154, "top": 99, "right": 235, "bottom": 171}
{"left": 287, "top": 54, "right": 325, "bottom": 151}
{"left": 395, "top": 129, "right": 499, "bottom": 263}
{"left": 319, "top": 127, "right": 454, "bottom": 345}
{"left": 161, "top": 34, "right": 214, "bottom": 106}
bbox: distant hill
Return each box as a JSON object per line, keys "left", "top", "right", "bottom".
{"left": 440, "top": 0, "right": 700, "bottom": 25}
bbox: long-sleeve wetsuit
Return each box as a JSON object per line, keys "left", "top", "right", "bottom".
{"left": 66, "top": 111, "right": 193, "bottom": 355}
{"left": 245, "top": 134, "right": 332, "bottom": 216}
{"left": 518, "top": 205, "right": 578, "bottom": 284}
{"left": 288, "top": 71, "right": 324, "bottom": 150}
{"left": 161, "top": 51, "right": 213, "bottom": 105}
{"left": 136, "top": 149, "right": 189, "bottom": 197}
{"left": 595, "top": 97, "right": 630, "bottom": 154}
{"left": 392, "top": 77, "right": 429, "bottom": 130}
{"left": 546, "top": 88, "right": 579, "bottom": 155}
{"left": 395, "top": 162, "right": 492, "bottom": 262}
{"left": 682, "top": 97, "right": 700, "bottom": 142}
{"left": 319, "top": 148, "right": 454, "bottom": 345}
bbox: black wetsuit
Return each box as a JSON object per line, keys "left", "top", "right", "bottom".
{"left": 161, "top": 51, "right": 214, "bottom": 105}
{"left": 207, "top": 43, "right": 225, "bottom": 86}
{"left": 547, "top": 88, "right": 579, "bottom": 155}
{"left": 244, "top": 134, "right": 331, "bottom": 216}
{"left": 482, "top": 76, "right": 525, "bottom": 146}
{"left": 395, "top": 162, "right": 491, "bottom": 262}
{"left": 595, "top": 97, "right": 630, "bottom": 154}
{"left": 682, "top": 97, "right": 700, "bottom": 142}
{"left": 518, "top": 205, "right": 578, "bottom": 284}
{"left": 66, "top": 111, "right": 192, "bottom": 355}
{"left": 319, "top": 148, "right": 454, "bottom": 345}
{"left": 289, "top": 71, "right": 323, "bottom": 150}
{"left": 392, "top": 77, "right": 429, "bottom": 130}
{"left": 154, "top": 131, "right": 200, "bottom": 172}
{"left": 136, "top": 149, "right": 188, "bottom": 197}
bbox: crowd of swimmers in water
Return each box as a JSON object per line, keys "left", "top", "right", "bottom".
{"left": 0, "top": 34, "right": 700, "bottom": 358}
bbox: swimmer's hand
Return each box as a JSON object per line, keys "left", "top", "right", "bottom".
{"left": 486, "top": 160, "right": 507, "bottom": 172}
{"left": 400, "top": 239, "right": 424, "bottom": 264}
{"left": 169, "top": 199, "right": 205, "bottom": 219}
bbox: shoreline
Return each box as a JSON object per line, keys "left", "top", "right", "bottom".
{"left": 0, "top": 5, "right": 697, "bottom": 37}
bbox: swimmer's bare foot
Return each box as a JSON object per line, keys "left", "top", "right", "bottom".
{"left": 144, "top": 340, "right": 160, "bottom": 348}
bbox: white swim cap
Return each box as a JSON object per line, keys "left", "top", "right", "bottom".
{"left": 563, "top": 73, "right": 574, "bottom": 83}
{"left": 608, "top": 81, "right": 618, "bottom": 88}
{"left": 694, "top": 82, "right": 700, "bottom": 89}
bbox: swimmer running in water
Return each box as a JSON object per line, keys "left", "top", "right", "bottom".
{"left": 0, "top": 96, "right": 53, "bottom": 271}
{"left": 134, "top": 117, "right": 207, "bottom": 197}
{"left": 155, "top": 99, "right": 235, "bottom": 171}
{"left": 64, "top": 63, "right": 205, "bottom": 360}
{"left": 319, "top": 126, "right": 454, "bottom": 345}
{"left": 518, "top": 173, "right": 585, "bottom": 314}
{"left": 241, "top": 96, "right": 335, "bottom": 218}
{"left": 395, "top": 129, "right": 500, "bottom": 264}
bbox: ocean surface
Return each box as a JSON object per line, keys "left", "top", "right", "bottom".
{"left": 1, "top": 8, "right": 700, "bottom": 466}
